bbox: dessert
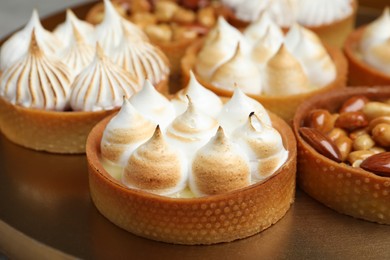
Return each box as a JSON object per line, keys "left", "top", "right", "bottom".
{"left": 293, "top": 87, "right": 390, "bottom": 224}
{"left": 222, "top": 0, "right": 358, "bottom": 48}
{"left": 0, "top": 6, "right": 168, "bottom": 153}
{"left": 182, "top": 17, "right": 347, "bottom": 122}
{"left": 85, "top": 0, "right": 227, "bottom": 83}
{"left": 86, "top": 77, "right": 296, "bottom": 244}
{"left": 344, "top": 8, "right": 390, "bottom": 86}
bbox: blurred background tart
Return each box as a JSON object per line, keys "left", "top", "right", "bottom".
{"left": 221, "top": 0, "right": 358, "bottom": 48}
{"left": 344, "top": 7, "right": 390, "bottom": 86}
{"left": 0, "top": 3, "right": 169, "bottom": 154}
{"left": 181, "top": 17, "right": 347, "bottom": 122}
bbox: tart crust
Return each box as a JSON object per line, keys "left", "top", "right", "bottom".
{"left": 293, "top": 87, "right": 390, "bottom": 224}
{"left": 0, "top": 80, "right": 168, "bottom": 154}
{"left": 181, "top": 40, "right": 347, "bottom": 123}
{"left": 344, "top": 26, "right": 390, "bottom": 86}
{"left": 86, "top": 112, "right": 297, "bottom": 245}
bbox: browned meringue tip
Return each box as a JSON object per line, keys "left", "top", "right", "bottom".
{"left": 86, "top": 111, "right": 297, "bottom": 244}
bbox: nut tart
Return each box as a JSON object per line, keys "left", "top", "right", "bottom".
{"left": 222, "top": 0, "right": 357, "bottom": 48}
{"left": 293, "top": 87, "right": 390, "bottom": 224}
{"left": 181, "top": 21, "right": 347, "bottom": 122}
{"left": 86, "top": 83, "right": 296, "bottom": 245}
{"left": 344, "top": 8, "right": 390, "bottom": 86}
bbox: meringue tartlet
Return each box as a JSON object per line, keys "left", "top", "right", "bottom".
{"left": 181, "top": 17, "right": 347, "bottom": 122}
{"left": 0, "top": 5, "right": 169, "bottom": 154}
{"left": 293, "top": 87, "right": 390, "bottom": 224}
{"left": 344, "top": 8, "right": 390, "bottom": 86}
{"left": 86, "top": 77, "right": 297, "bottom": 244}
{"left": 222, "top": 0, "right": 357, "bottom": 48}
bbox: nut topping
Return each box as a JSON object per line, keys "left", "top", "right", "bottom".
{"left": 335, "top": 111, "right": 368, "bottom": 131}
{"left": 360, "top": 152, "right": 390, "bottom": 177}
{"left": 339, "top": 95, "right": 369, "bottom": 113}
{"left": 299, "top": 127, "right": 342, "bottom": 162}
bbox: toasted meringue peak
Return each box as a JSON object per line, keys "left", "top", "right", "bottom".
{"left": 251, "top": 27, "right": 283, "bottom": 65}
{"left": 194, "top": 17, "right": 245, "bottom": 81}
{"left": 69, "top": 45, "right": 140, "bottom": 111}
{"left": 285, "top": 24, "right": 336, "bottom": 87}
{"left": 360, "top": 7, "right": 390, "bottom": 52}
{"left": 123, "top": 125, "right": 188, "bottom": 195}
{"left": 171, "top": 71, "right": 223, "bottom": 117}
{"left": 243, "top": 12, "right": 284, "bottom": 47}
{"left": 297, "top": 0, "right": 354, "bottom": 26}
{"left": 217, "top": 87, "right": 271, "bottom": 135}
{"left": 111, "top": 27, "right": 170, "bottom": 86}
{"left": 263, "top": 44, "right": 311, "bottom": 96}
{"left": 94, "top": 0, "right": 148, "bottom": 56}
{"left": 231, "top": 113, "right": 288, "bottom": 181}
{"left": 190, "top": 126, "right": 251, "bottom": 197}
{"left": 166, "top": 97, "right": 219, "bottom": 159}
{"left": 210, "top": 43, "right": 262, "bottom": 95}
{"left": 0, "top": 10, "right": 63, "bottom": 70}
{"left": 0, "top": 30, "right": 73, "bottom": 111}
{"left": 58, "top": 24, "right": 95, "bottom": 75}
{"left": 129, "top": 79, "right": 175, "bottom": 128}
{"left": 53, "top": 9, "right": 95, "bottom": 47}
{"left": 101, "top": 98, "right": 156, "bottom": 166}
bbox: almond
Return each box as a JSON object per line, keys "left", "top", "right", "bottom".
{"left": 304, "top": 109, "right": 336, "bottom": 134}
{"left": 335, "top": 111, "right": 368, "bottom": 131}
{"left": 299, "top": 127, "right": 342, "bottom": 163}
{"left": 360, "top": 152, "right": 390, "bottom": 177}
{"left": 339, "top": 95, "right": 370, "bottom": 113}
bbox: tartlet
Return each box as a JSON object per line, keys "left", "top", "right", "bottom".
{"left": 0, "top": 5, "right": 169, "bottom": 154}
{"left": 344, "top": 8, "right": 390, "bottom": 86}
{"left": 293, "top": 87, "right": 390, "bottom": 224}
{"left": 181, "top": 39, "right": 347, "bottom": 122}
{"left": 86, "top": 109, "right": 296, "bottom": 244}
{"left": 223, "top": 0, "right": 358, "bottom": 48}
{"left": 85, "top": 0, "right": 227, "bottom": 84}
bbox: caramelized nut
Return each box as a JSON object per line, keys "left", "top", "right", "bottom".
{"left": 171, "top": 24, "right": 198, "bottom": 41}
{"left": 145, "top": 24, "right": 173, "bottom": 42}
{"left": 131, "top": 12, "right": 157, "bottom": 28}
{"left": 304, "top": 109, "right": 337, "bottom": 134}
{"left": 347, "top": 150, "right": 376, "bottom": 166}
{"left": 371, "top": 123, "right": 390, "bottom": 147}
{"left": 197, "top": 6, "right": 216, "bottom": 27}
{"left": 360, "top": 152, "right": 390, "bottom": 177}
{"left": 368, "top": 116, "right": 390, "bottom": 131}
{"left": 172, "top": 8, "right": 196, "bottom": 24}
{"left": 335, "top": 111, "right": 368, "bottom": 131}
{"left": 334, "top": 135, "right": 353, "bottom": 162}
{"left": 339, "top": 95, "right": 370, "bottom": 113}
{"left": 352, "top": 134, "right": 375, "bottom": 151}
{"left": 155, "top": 1, "right": 179, "bottom": 22}
{"left": 363, "top": 102, "right": 390, "bottom": 120}
{"left": 299, "top": 127, "right": 342, "bottom": 162}
{"left": 370, "top": 146, "right": 386, "bottom": 154}
{"left": 327, "top": 128, "right": 348, "bottom": 142}
{"left": 349, "top": 128, "right": 368, "bottom": 140}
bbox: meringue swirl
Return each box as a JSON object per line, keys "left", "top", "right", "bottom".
{"left": 0, "top": 30, "right": 72, "bottom": 111}
{"left": 70, "top": 45, "right": 140, "bottom": 112}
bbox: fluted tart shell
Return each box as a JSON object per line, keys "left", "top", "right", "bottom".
{"left": 0, "top": 80, "right": 168, "bottom": 154}
{"left": 86, "top": 112, "right": 297, "bottom": 245}
{"left": 344, "top": 26, "right": 390, "bottom": 86}
{"left": 293, "top": 87, "right": 390, "bottom": 224}
{"left": 181, "top": 40, "right": 347, "bottom": 123}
